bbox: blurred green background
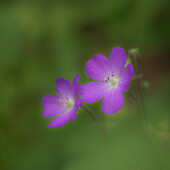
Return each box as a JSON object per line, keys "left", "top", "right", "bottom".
{"left": 0, "top": 0, "right": 170, "bottom": 169}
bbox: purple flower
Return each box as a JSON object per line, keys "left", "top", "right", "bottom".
{"left": 80, "top": 47, "right": 133, "bottom": 114}
{"left": 41, "top": 75, "right": 82, "bottom": 128}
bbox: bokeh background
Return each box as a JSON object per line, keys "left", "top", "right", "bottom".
{"left": 1, "top": 0, "right": 170, "bottom": 169}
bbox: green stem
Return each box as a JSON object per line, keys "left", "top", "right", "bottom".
{"left": 131, "top": 52, "right": 162, "bottom": 170}
{"left": 82, "top": 105, "right": 106, "bottom": 134}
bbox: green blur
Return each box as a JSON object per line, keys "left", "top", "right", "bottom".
{"left": 0, "top": 0, "right": 170, "bottom": 169}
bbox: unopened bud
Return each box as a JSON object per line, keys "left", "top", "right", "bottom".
{"left": 128, "top": 48, "right": 140, "bottom": 58}
{"left": 141, "top": 81, "right": 149, "bottom": 92}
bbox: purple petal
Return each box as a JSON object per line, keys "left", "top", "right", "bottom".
{"left": 72, "top": 74, "right": 81, "bottom": 99}
{"left": 55, "top": 78, "right": 71, "bottom": 98}
{"left": 69, "top": 98, "right": 82, "bottom": 121}
{"left": 76, "top": 98, "right": 82, "bottom": 108}
{"left": 41, "top": 95, "right": 63, "bottom": 117}
{"left": 80, "top": 82, "right": 108, "bottom": 103}
{"left": 85, "top": 54, "right": 112, "bottom": 81}
{"left": 101, "top": 88, "right": 124, "bottom": 114}
{"left": 48, "top": 112, "right": 70, "bottom": 128}
{"left": 119, "top": 64, "right": 133, "bottom": 92}
{"left": 48, "top": 106, "right": 78, "bottom": 128}
{"left": 69, "top": 105, "right": 78, "bottom": 121}
{"left": 109, "top": 47, "right": 126, "bottom": 76}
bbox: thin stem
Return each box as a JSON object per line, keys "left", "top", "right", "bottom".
{"left": 134, "top": 73, "right": 143, "bottom": 79}
{"left": 137, "top": 78, "right": 146, "bottom": 117}
{"left": 132, "top": 52, "right": 138, "bottom": 74}
{"left": 131, "top": 52, "right": 162, "bottom": 170}
{"left": 82, "top": 105, "right": 105, "bottom": 134}
{"left": 128, "top": 90, "right": 139, "bottom": 104}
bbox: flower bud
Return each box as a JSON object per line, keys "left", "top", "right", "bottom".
{"left": 128, "top": 48, "right": 140, "bottom": 58}
{"left": 141, "top": 81, "right": 149, "bottom": 92}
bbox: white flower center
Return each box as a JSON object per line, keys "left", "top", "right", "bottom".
{"left": 109, "top": 77, "right": 119, "bottom": 87}
{"left": 104, "top": 75, "right": 119, "bottom": 88}
{"left": 59, "top": 98, "right": 75, "bottom": 110}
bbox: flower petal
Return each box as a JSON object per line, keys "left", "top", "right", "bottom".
{"left": 41, "top": 95, "right": 63, "bottom": 117}
{"left": 69, "top": 98, "right": 82, "bottom": 121}
{"left": 119, "top": 64, "right": 133, "bottom": 92}
{"left": 69, "top": 105, "right": 78, "bottom": 121}
{"left": 101, "top": 88, "right": 124, "bottom": 114}
{"left": 109, "top": 47, "right": 126, "bottom": 76}
{"left": 76, "top": 98, "right": 82, "bottom": 108}
{"left": 48, "top": 112, "right": 70, "bottom": 128}
{"left": 55, "top": 78, "right": 71, "bottom": 98}
{"left": 80, "top": 82, "right": 108, "bottom": 103}
{"left": 72, "top": 74, "right": 81, "bottom": 99}
{"left": 85, "top": 54, "right": 112, "bottom": 81}
{"left": 48, "top": 106, "right": 78, "bottom": 128}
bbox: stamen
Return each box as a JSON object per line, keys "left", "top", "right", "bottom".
{"left": 59, "top": 98, "right": 75, "bottom": 110}
{"left": 59, "top": 100, "right": 67, "bottom": 104}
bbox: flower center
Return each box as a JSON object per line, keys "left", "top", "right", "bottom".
{"left": 59, "top": 98, "right": 75, "bottom": 110}
{"left": 104, "top": 75, "right": 119, "bottom": 88}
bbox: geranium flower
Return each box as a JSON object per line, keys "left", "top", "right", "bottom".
{"left": 80, "top": 47, "right": 133, "bottom": 114}
{"left": 41, "top": 75, "right": 82, "bottom": 128}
